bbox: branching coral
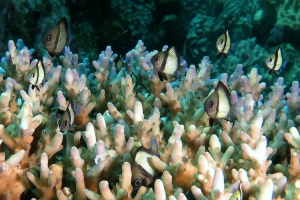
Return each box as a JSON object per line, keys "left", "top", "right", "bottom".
{"left": 0, "top": 38, "right": 299, "bottom": 200}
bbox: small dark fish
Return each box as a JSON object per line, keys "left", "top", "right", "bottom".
{"left": 27, "top": 59, "right": 45, "bottom": 91}
{"left": 42, "top": 17, "right": 68, "bottom": 57}
{"left": 216, "top": 30, "right": 236, "bottom": 58}
{"left": 125, "top": 71, "right": 137, "bottom": 86}
{"left": 204, "top": 81, "right": 231, "bottom": 126}
{"left": 117, "top": 55, "right": 139, "bottom": 88}
{"left": 151, "top": 46, "right": 185, "bottom": 82}
{"left": 230, "top": 182, "right": 243, "bottom": 200}
{"left": 57, "top": 103, "right": 75, "bottom": 132}
{"left": 131, "top": 137, "right": 159, "bottom": 193}
{"left": 265, "top": 47, "right": 288, "bottom": 75}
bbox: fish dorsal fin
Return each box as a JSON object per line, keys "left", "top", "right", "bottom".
{"left": 58, "top": 17, "right": 68, "bottom": 31}
{"left": 55, "top": 18, "right": 68, "bottom": 55}
{"left": 167, "top": 47, "right": 178, "bottom": 58}
{"left": 216, "top": 81, "right": 230, "bottom": 102}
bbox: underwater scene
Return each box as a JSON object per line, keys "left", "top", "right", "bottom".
{"left": 0, "top": 0, "right": 300, "bottom": 199}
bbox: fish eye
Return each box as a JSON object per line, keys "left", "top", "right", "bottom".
{"left": 209, "top": 101, "right": 214, "bottom": 108}
{"left": 135, "top": 179, "right": 142, "bottom": 187}
{"left": 31, "top": 73, "right": 35, "bottom": 78}
{"left": 47, "top": 34, "right": 53, "bottom": 41}
{"left": 268, "top": 58, "right": 273, "bottom": 62}
{"left": 154, "top": 56, "right": 160, "bottom": 62}
{"left": 220, "top": 39, "right": 224, "bottom": 44}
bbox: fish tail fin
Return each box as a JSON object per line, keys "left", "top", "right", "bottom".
{"left": 150, "top": 137, "right": 159, "bottom": 156}
{"left": 230, "top": 42, "right": 238, "bottom": 52}
{"left": 226, "top": 42, "right": 238, "bottom": 57}
{"left": 67, "top": 34, "right": 76, "bottom": 47}
{"left": 279, "top": 60, "right": 288, "bottom": 73}
{"left": 282, "top": 60, "right": 288, "bottom": 69}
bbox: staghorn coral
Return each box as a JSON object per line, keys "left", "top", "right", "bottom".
{"left": 0, "top": 38, "right": 299, "bottom": 200}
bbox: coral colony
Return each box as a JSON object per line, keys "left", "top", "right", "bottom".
{"left": 0, "top": 19, "right": 300, "bottom": 200}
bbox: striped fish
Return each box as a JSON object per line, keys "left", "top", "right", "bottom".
{"left": 216, "top": 30, "right": 236, "bottom": 58}
{"left": 265, "top": 47, "right": 288, "bottom": 75}
{"left": 58, "top": 103, "right": 75, "bottom": 132}
{"left": 151, "top": 46, "right": 183, "bottom": 82}
{"left": 131, "top": 137, "right": 159, "bottom": 194}
{"left": 204, "top": 81, "right": 231, "bottom": 126}
{"left": 42, "top": 17, "right": 68, "bottom": 57}
{"left": 27, "top": 59, "right": 45, "bottom": 91}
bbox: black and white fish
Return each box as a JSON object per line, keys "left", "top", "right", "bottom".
{"left": 265, "top": 47, "right": 288, "bottom": 75}
{"left": 57, "top": 103, "right": 75, "bottom": 132}
{"left": 27, "top": 59, "right": 45, "bottom": 91}
{"left": 151, "top": 46, "right": 185, "bottom": 82}
{"left": 131, "top": 137, "right": 159, "bottom": 194}
{"left": 216, "top": 30, "right": 236, "bottom": 58}
{"left": 42, "top": 17, "right": 68, "bottom": 57}
{"left": 204, "top": 81, "right": 231, "bottom": 126}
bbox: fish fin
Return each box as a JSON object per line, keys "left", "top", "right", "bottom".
{"left": 31, "top": 84, "right": 41, "bottom": 92}
{"left": 280, "top": 60, "right": 288, "bottom": 72}
{"left": 216, "top": 81, "right": 231, "bottom": 102}
{"left": 149, "top": 137, "right": 159, "bottom": 157}
{"left": 214, "top": 118, "right": 223, "bottom": 127}
{"left": 167, "top": 47, "right": 179, "bottom": 58}
{"left": 48, "top": 52, "right": 55, "bottom": 58}
{"left": 73, "top": 103, "right": 83, "bottom": 116}
{"left": 230, "top": 42, "right": 238, "bottom": 52}
{"left": 67, "top": 34, "right": 76, "bottom": 47}
{"left": 223, "top": 53, "right": 228, "bottom": 59}
{"left": 269, "top": 69, "right": 272, "bottom": 75}
{"left": 217, "top": 53, "right": 222, "bottom": 59}
{"left": 173, "top": 71, "right": 180, "bottom": 79}
{"left": 223, "top": 114, "right": 231, "bottom": 121}
{"left": 158, "top": 72, "right": 167, "bottom": 82}
{"left": 209, "top": 118, "right": 214, "bottom": 126}
{"left": 59, "top": 17, "right": 68, "bottom": 30}
{"left": 283, "top": 60, "right": 288, "bottom": 68}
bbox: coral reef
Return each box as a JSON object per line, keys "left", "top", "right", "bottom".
{"left": 0, "top": 37, "right": 299, "bottom": 200}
